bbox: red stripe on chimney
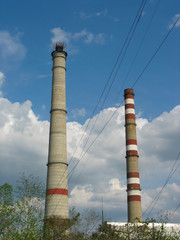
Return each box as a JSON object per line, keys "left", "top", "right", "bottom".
{"left": 127, "top": 172, "right": 139, "bottom": 178}
{"left": 126, "top": 150, "right": 138, "bottom": 156}
{"left": 128, "top": 195, "right": 141, "bottom": 201}
{"left": 125, "top": 114, "right": 135, "bottom": 120}
{"left": 126, "top": 139, "right": 137, "bottom": 145}
{"left": 125, "top": 94, "right": 134, "bottom": 99}
{"left": 125, "top": 104, "right": 135, "bottom": 109}
{"left": 47, "top": 188, "right": 68, "bottom": 196}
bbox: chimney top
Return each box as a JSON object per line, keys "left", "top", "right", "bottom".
{"left": 55, "top": 43, "right": 65, "bottom": 52}
{"left": 51, "top": 42, "right": 67, "bottom": 57}
{"left": 124, "top": 88, "right": 134, "bottom": 97}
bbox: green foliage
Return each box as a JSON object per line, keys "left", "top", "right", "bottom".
{"left": 69, "top": 208, "right": 100, "bottom": 238}
{"left": 0, "top": 183, "right": 14, "bottom": 236}
{"left": 43, "top": 208, "right": 100, "bottom": 240}
{"left": 0, "top": 175, "right": 180, "bottom": 240}
{"left": 0, "top": 173, "right": 45, "bottom": 240}
{"left": 91, "top": 221, "right": 180, "bottom": 240}
{"left": 0, "top": 183, "right": 13, "bottom": 206}
{"left": 15, "top": 173, "right": 45, "bottom": 199}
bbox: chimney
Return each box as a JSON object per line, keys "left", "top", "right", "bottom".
{"left": 124, "top": 88, "right": 142, "bottom": 222}
{"left": 44, "top": 43, "right": 69, "bottom": 230}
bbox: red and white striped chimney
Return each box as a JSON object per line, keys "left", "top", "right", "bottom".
{"left": 124, "top": 88, "right": 142, "bottom": 222}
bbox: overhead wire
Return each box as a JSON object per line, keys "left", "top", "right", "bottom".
{"left": 68, "top": 0, "right": 147, "bottom": 182}
{"left": 132, "top": 14, "right": 180, "bottom": 88}
{"left": 68, "top": 0, "right": 147, "bottom": 168}
{"left": 66, "top": 15, "right": 180, "bottom": 216}
{"left": 75, "top": 144, "right": 126, "bottom": 186}
{"left": 50, "top": 6, "right": 180, "bottom": 216}
{"left": 73, "top": 0, "right": 161, "bottom": 186}
{"left": 68, "top": 100, "right": 124, "bottom": 182}
{"left": 48, "top": 0, "right": 147, "bottom": 211}
{"left": 169, "top": 203, "right": 180, "bottom": 221}
{"left": 68, "top": 13, "right": 180, "bottom": 184}
{"left": 143, "top": 151, "right": 180, "bottom": 219}
{"left": 114, "top": 0, "right": 161, "bottom": 103}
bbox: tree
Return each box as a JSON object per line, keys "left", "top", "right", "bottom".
{"left": 69, "top": 208, "right": 100, "bottom": 238}
{"left": 1, "top": 175, "right": 179, "bottom": 239}
{"left": 44, "top": 208, "right": 100, "bottom": 240}
{"left": 0, "top": 174, "right": 101, "bottom": 240}
{"left": 0, "top": 173, "right": 45, "bottom": 240}
{"left": 0, "top": 183, "right": 14, "bottom": 236}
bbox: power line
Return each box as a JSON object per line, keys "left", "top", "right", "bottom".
{"left": 68, "top": 0, "right": 147, "bottom": 168}
{"left": 114, "top": 0, "right": 161, "bottom": 103}
{"left": 143, "top": 151, "right": 180, "bottom": 219}
{"left": 132, "top": 14, "right": 180, "bottom": 88}
{"left": 65, "top": 13, "right": 180, "bottom": 216}
{"left": 74, "top": 144, "right": 126, "bottom": 187}
{"left": 68, "top": 13, "right": 180, "bottom": 184}
{"left": 170, "top": 203, "right": 180, "bottom": 220}
{"left": 75, "top": 0, "right": 161, "bottom": 181}
{"left": 68, "top": 100, "right": 124, "bottom": 182}
{"left": 50, "top": 6, "right": 180, "bottom": 215}
{"left": 67, "top": 0, "right": 147, "bottom": 182}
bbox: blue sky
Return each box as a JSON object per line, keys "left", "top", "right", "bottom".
{"left": 0, "top": 0, "right": 180, "bottom": 223}
{"left": 1, "top": 0, "right": 179, "bottom": 121}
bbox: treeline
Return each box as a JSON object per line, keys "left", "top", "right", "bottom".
{"left": 0, "top": 174, "right": 179, "bottom": 239}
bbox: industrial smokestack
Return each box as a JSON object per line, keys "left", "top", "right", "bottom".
{"left": 44, "top": 43, "right": 69, "bottom": 227}
{"left": 124, "top": 88, "right": 142, "bottom": 222}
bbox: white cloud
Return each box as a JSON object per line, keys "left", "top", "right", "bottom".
{"left": 84, "top": 32, "right": 94, "bottom": 43}
{"left": 41, "top": 104, "right": 46, "bottom": 110}
{"left": 142, "top": 183, "right": 180, "bottom": 221}
{"left": 0, "top": 72, "right": 5, "bottom": 86}
{"left": 67, "top": 105, "right": 180, "bottom": 222}
{"left": 76, "top": 9, "right": 119, "bottom": 22}
{"left": 168, "top": 14, "right": 180, "bottom": 29}
{"left": 50, "top": 27, "right": 105, "bottom": 54}
{"left": 73, "top": 30, "right": 94, "bottom": 43}
{"left": 69, "top": 178, "right": 127, "bottom": 212}
{"left": 73, "top": 30, "right": 89, "bottom": 39}
{"left": 95, "top": 9, "right": 119, "bottom": 22}
{"left": 0, "top": 72, "right": 5, "bottom": 96}
{"left": 51, "top": 28, "right": 71, "bottom": 46}
{"left": 0, "top": 97, "right": 180, "bottom": 222}
{"left": 0, "top": 97, "right": 49, "bottom": 184}
{"left": 138, "top": 106, "right": 180, "bottom": 164}
{"left": 96, "top": 9, "right": 108, "bottom": 17}
{"left": 94, "top": 33, "right": 105, "bottom": 44}
{"left": 109, "top": 178, "right": 126, "bottom": 191}
{"left": 78, "top": 12, "right": 92, "bottom": 20}
{"left": 71, "top": 108, "right": 86, "bottom": 119}
{"left": 69, "top": 185, "right": 94, "bottom": 207}
{"left": 73, "top": 30, "right": 104, "bottom": 44}
{"left": 0, "top": 31, "right": 26, "bottom": 67}
{"left": 37, "top": 74, "right": 51, "bottom": 79}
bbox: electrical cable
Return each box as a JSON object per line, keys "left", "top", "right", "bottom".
{"left": 47, "top": 0, "right": 147, "bottom": 211}
{"left": 131, "top": 15, "right": 180, "bottom": 88}
{"left": 68, "top": 14, "right": 180, "bottom": 184}
{"left": 143, "top": 151, "right": 180, "bottom": 219}
{"left": 68, "top": 0, "right": 147, "bottom": 168}
{"left": 68, "top": 0, "right": 172, "bottom": 188}
{"left": 50, "top": 7, "right": 180, "bottom": 216}
{"left": 169, "top": 203, "right": 180, "bottom": 220}
{"left": 68, "top": 100, "right": 124, "bottom": 182}
{"left": 68, "top": 0, "right": 147, "bottom": 179}
{"left": 68, "top": 101, "right": 124, "bottom": 182}
{"left": 114, "top": 0, "right": 161, "bottom": 103}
